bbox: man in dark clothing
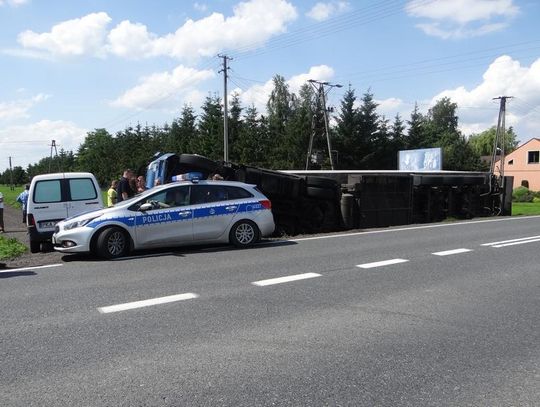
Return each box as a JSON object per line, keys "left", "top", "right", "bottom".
{"left": 116, "top": 169, "right": 135, "bottom": 203}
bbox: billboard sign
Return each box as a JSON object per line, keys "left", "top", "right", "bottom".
{"left": 398, "top": 147, "right": 442, "bottom": 171}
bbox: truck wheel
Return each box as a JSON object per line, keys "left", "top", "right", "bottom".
{"left": 96, "top": 227, "right": 129, "bottom": 259}
{"left": 29, "top": 240, "right": 40, "bottom": 254}
{"left": 229, "top": 220, "right": 260, "bottom": 248}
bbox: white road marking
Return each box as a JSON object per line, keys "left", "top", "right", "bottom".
{"left": 287, "top": 215, "right": 540, "bottom": 243}
{"left": 432, "top": 248, "right": 472, "bottom": 256}
{"left": 481, "top": 235, "right": 540, "bottom": 247}
{"left": 491, "top": 238, "right": 540, "bottom": 248}
{"left": 98, "top": 293, "right": 199, "bottom": 314}
{"left": 356, "top": 258, "right": 409, "bottom": 269}
{"left": 0, "top": 263, "right": 63, "bottom": 273}
{"left": 252, "top": 272, "right": 321, "bottom": 286}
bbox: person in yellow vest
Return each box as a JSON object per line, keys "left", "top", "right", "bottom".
{"left": 107, "top": 180, "right": 118, "bottom": 207}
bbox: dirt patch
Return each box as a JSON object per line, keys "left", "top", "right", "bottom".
{"left": 0, "top": 204, "right": 63, "bottom": 270}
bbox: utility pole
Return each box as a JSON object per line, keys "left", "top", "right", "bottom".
{"left": 49, "top": 139, "right": 59, "bottom": 173}
{"left": 491, "top": 96, "right": 513, "bottom": 179}
{"left": 218, "top": 54, "right": 233, "bottom": 162}
{"left": 8, "top": 156, "right": 14, "bottom": 191}
{"left": 305, "top": 80, "right": 342, "bottom": 170}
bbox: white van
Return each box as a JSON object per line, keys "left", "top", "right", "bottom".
{"left": 27, "top": 172, "right": 103, "bottom": 252}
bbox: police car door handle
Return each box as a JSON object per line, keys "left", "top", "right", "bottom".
{"left": 179, "top": 211, "right": 191, "bottom": 217}
{"left": 225, "top": 206, "right": 237, "bottom": 211}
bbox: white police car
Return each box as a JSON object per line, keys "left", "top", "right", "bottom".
{"left": 52, "top": 179, "right": 275, "bottom": 259}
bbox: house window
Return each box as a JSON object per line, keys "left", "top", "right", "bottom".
{"left": 528, "top": 151, "right": 539, "bottom": 164}
{"left": 508, "top": 159, "right": 513, "bottom": 165}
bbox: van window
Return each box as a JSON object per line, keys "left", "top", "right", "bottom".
{"left": 34, "top": 180, "right": 62, "bottom": 203}
{"left": 69, "top": 178, "right": 97, "bottom": 200}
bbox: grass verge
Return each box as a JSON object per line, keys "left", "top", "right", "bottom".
{"left": 512, "top": 202, "right": 540, "bottom": 216}
{"left": 0, "top": 236, "right": 27, "bottom": 260}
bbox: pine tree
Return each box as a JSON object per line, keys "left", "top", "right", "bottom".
{"left": 334, "top": 87, "right": 359, "bottom": 168}
{"left": 195, "top": 94, "right": 223, "bottom": 160}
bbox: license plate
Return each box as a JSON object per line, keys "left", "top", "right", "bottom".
{"left": 39, "top": 221, "right": 57, "bottom": 229}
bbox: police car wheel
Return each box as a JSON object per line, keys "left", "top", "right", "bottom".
{"left": 96, "top": 227, "right": 128, "bottom": 259}
{"left": 230, "top": 220, "right": 259, "bottom": 248}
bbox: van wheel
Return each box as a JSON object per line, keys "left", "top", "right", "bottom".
{"left": 229, "top": 220, "right": 260, "bottom": 248}
{"left": 96, "top": 227, "right": 129, "bottom": 259}
{"left": 29, "top": 240, "right": 40, "bottom": 254}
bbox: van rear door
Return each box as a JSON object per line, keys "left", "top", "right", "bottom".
{"left": 31, "top": 178, "right": 68, "bottom": 234}
{"left": 66, "top": 177, "right": 102, "bottom": 217}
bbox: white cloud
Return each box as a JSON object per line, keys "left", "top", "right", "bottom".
{"left": 0, "top": 120, "right": 87, "bottom": 169}
{"left": 115, "top": 0, "right": 297, "bottom": 60}
{"left": 0, "top": 93, "right": 50, "bottom": 121}
{"left": 110, "top": 65, "right": 215, "bottom": 110}
{"left": 0, "top": 0, "right": 29, "bottom": 7}
{"left": 406, "top": 0, "right": 519, "bottom": 39}
{"left": 306, "top": 1, "right": 350, "bottom": 21}
{"left": 430, "top": 56, "right": 540, "bottom": 141}
{"left": 17, "top": 12, "right": 112, "bottom": 57}
{"left": 106, "top": 20, "right": 156, "bottom": 58}
{"left": 374, "top": 97, "right": 405, "bottom": 119}
{"left": 14, "top": 0, "right": 297, "bottom": 60}
{"left": 235, "top": 65, "right": 335, "bottom": 113}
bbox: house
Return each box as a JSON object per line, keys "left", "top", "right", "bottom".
{"left": 497, "top": 138, "right": 540, "bottom": 191}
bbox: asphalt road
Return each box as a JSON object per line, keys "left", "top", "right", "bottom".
{"left": 1, "top": 216, "right": 540, "bottom": 406}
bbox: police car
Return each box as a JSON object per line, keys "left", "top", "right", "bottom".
{"left": 52, "top": 179, "right": 275, "bottom": 259}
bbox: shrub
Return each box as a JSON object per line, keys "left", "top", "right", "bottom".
{"left": 512, "top": 186, "right": 535, "bottom": 202}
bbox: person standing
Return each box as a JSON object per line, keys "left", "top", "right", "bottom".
{"left": 107, "top": 180, "right": 118, "bottom": 207}
{"left": 0, "top": 190, "right": 4, "bottom": 233}
{"left": 116, "top": 169, "right": 135, "bottom": 203}
{"left": 16, "top": 184, "right": 30, "bottom": 224}
{"left": 136, "top": 175, "right": 147, "bottom": 193}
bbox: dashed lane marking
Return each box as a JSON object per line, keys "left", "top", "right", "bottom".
{"left": 98, "top": 293, "right": 199, "bottom": 314}
{"left": 252, "top": 272, "right": 321, "bottom": 287}
{"left": 432, "top": 248, "right": 472, "bottom": 256}
{"left": 356, "top": 258, "right": 409, "bottom": 269}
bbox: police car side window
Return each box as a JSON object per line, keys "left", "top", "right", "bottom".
{"left": 225, "top": 186, "right": 253, "bottom": 200}
{"left": 191, "top": 185, "right": 228, "bottom": 204}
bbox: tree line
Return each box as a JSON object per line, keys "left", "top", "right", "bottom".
{"left": 0, "top": 75, "right": 518, "bottom": 187}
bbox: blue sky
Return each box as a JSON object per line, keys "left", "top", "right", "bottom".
{"left": 1, "top": 0, "right": 539, "bottom": 172}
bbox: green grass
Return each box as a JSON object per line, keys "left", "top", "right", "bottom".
{"left": 0, "top": 236, "right": 27, "bottom": 260}
{"left": 511, "top": 202, "right": 540, "bottom": 216}
{"left": 0, "top": 184, "right": 24, "bottom": 208}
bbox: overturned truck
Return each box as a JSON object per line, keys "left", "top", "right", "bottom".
{"left": 146, "top": 153, "right": 512, "bottom": 235}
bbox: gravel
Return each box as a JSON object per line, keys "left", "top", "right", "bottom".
{"left": 0, "top": 203, "right": 63, "bottom": 270}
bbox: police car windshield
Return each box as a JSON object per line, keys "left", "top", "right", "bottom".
{"left": 115, "top": 187, "right": 159, "bottom": 206}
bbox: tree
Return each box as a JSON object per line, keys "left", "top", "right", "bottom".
{"left": 76, "top": 129, "right": 118, "bottom": 186}
{"left": 228, "top": 94, "right": 243, "bottom": 162}
{"left": 169, "top": 105, "right": 198, "bottom": 154}
{"left": 424, "top": 98, "right": 481, "bottom": 170}
{"left": 406, "top": 103, "right": 426, "bottom": 149}
{"left": 334, "top": 87, "right": 359, "bottom": 169}
{"left": 356, "top": 89, "right": 379, "bottom": 169}
{"left": 195, "top": 94, "right": 223, "bottom": 160}
{"left": 468, "top": 126, "right": 519, "bottom": 156}
{"left": 266, "top": 75, "right": 293, "bottom": 168}
{"left": 286, "top": 83, "right": 316, "bottom": 169}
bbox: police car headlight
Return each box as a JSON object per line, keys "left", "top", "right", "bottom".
{"left": 64, "top": 216, "right": 99, "bottom": 230}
